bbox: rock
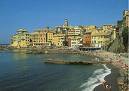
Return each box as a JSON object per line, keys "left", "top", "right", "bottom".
{"left": 108, "top": 35, "right": 125, "bottom": 53}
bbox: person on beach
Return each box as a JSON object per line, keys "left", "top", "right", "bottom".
{"left": 102, "top": 81, "right": 111, "bottom": 91}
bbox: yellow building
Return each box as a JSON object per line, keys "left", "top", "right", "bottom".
{"left": 101, "top": 25, "right": 117, "bottom": 40}
{"left": 46, "top": 31, "right": 53, "bottom": 46}
{"left": 31, "top": 30, "right": 47, "bottom": 47}
{"left": 52, "top": 34, "right": 65, "bottom": 47}
{"left": 18, "top": 39, "right": 28, "bottom": 48}
{"left": 91, "top": 30, "right": 112, "bottom": 48}
{"left": 10, "top": 28, "right": 31, "bottom": 48}
{"left": 102, "top": 25, "right": 113, "bottom": 30}
{"left": 31, "top": 30, "right": 54, "bottom": 47}
{"left": 11, "top": 39, "right": 20, "bottom": 48}
{"left": 84, "top": 25, "right": 97, "bottom": 32}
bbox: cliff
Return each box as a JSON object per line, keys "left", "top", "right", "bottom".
{"left": 107, "top": 35, "right": 125, "bottom": 53}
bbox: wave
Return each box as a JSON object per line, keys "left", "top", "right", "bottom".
{"left": 80, "top": 64, "right": 111, "bottom": 91}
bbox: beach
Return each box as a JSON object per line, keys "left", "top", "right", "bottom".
{"left": 92, "top": 51, "right": 129, "bottom": 91}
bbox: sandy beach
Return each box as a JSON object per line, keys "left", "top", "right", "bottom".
{"left": 92, "top": 51, "right": 128, "bottom": 91}
{"left": 94, "top": 65, "right": 120, "bottom": 91}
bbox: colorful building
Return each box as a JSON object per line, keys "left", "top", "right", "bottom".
{"left": 10, "top": 18, "right": 119, "bottom": 49}
{"left": 67, "top": 27, "right": 81, "bottom": 36}
{"left": 68, "top": 35, "right": 82, "bottom": 48}
{"left": 46, "top": 31, "right": 54, "bottom": 46}
{"left": 102, "top": 25, "right": 113, "bottom": 30}
{"left": 52, "top": 34, "right": 65, "bottom": 47}
{"left": 83, "top": 25, "right": 97, "bottom": 32}
{"left": 91, "top": 30, "right": 113, "bottom": 48}
{"left": 31, "top": 30, "right": 47, "bottom": 47}
{"left": 10, "top": 28, "right": 31, "bottom": 48}
{"left": 83, "top": 32, "right": 91, "bottom": 47}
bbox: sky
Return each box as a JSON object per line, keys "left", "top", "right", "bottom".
{"left": 0, "top": 0, "right": 128, "bottom": 44}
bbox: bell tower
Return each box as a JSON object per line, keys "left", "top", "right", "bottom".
{"left": 64, "top": 18, "right": 69, "bottom": 27}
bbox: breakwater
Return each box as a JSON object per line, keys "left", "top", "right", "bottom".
{"left": 44, "top": 59, "right": 112, "bottom": 65}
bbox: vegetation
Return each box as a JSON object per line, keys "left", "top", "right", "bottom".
{"left": 122, "top": 27, "right": 128, "bottom": 52}
{"left": 107, "top": 35, "right": 125, "bottom": 53}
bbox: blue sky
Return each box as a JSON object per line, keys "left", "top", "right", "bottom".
{"left": 0, "top": 0, "right": 128, "bottom": 43}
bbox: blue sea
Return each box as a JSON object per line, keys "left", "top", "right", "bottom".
{"left": 0, "top": 51, "right": 119, "bottom": 91}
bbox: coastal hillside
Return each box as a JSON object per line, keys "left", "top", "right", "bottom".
{"left": 108, "top": 15, "right": 128, "bottom": 53}
{"left": 107, "top": 35, "right": 125, "bottom": 53}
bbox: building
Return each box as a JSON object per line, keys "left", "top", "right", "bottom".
{"left": 10, "top": 28, "right": 31, "bottom": 48}
{"left": 91, "top": 30, "right": 112, "bottom": 48}
{"left": 117, "top": 10, "right": 129, "bottom": 28}
{"left": 55, "top": 26, "right": 64, "bottom": 34}
{"left": 31, "top": 29, "right": 55, "bottom": 47}
{"left": 67, "top": 27, "right": 81, "bottom": 36}
{"left": 31, "top": 30, "right": 47, "bottom": 47}
{"left": 63, "top": 18, "right": 69, "bottom": 27}
{"left": 102, "top": 25, "right": 117, "bottom": 40}
{"left": 52, "top": 34, "right": 65, "bottom": 47}
{"left": 83, "top": 32, "right": 91, "bottom": 47}
{"left": 68, "top": 36, "right": 82, "bottom": 48}
{"left": 83, "top": 25, "right": 97, "bottom": 32}
{"left": 46, "top": 31, "right": 54, "bottom": 46}
{"left": 123, "top": 10, "right": 129, "bottom": 27}
{"left": 102, "top": 25, "right": 113, "bottom": 30}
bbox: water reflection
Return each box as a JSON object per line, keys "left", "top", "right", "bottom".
{"left": 13, "top": 53, "right": 28, "bottom": 61}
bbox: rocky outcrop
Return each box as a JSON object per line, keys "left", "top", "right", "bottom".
{"left": 107, "top": 35, "right": 125, "bottom": 53}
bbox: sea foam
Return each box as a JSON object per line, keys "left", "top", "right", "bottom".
{"left": 80, "top": 64, "right": 111, "bottom": 91}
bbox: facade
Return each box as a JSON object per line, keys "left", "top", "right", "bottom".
{"left": 68, "top": 36, "right": 82, "bottom": 48}
{"left": 10, "top": 18, "right": 121, "bottom": 49}
{"left": 84, "top": 25, "right": 97, "bottom": 32}
{"left": 83, "top": 32, "right": 91, "bottom": 47}
{"left": 66, "top": 26, "right": 83, "bottom": 48}
{"left": 10, "top": 28, "right": 31, "bottom": 48}
{"left": 102, "top": 25, "right": 113, "bottom": 30}
{"left": 91, "top": 30, "right": 112, "bottom": 48}
{"left": 55, "top": 26, "right": 64, "bottom": 34}
{"left": 68, "top": 27, "right": 81, "bottom": 36}
{"left": 31, "top": 30, "right": 47, "bottom": 47}
{"left": 46, "top": 31, "right": 54, "bottom": 46}
{"left": 10, "top": 26, "right": 116, "bottom": 49}
{"left": 52, "top": 34, "right": 65, "bottom": 47}
{"left": 31, "top": 29, "right": 55, "bottom": 47}
{"left": 123, "top": 10, "right": 129, "bottom": 27}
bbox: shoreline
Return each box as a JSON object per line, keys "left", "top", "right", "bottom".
{"left": 94, "top": 64, "right": 120, "bottom": 91}
{"left": 93, "top": 51, "right": 128, "bottom": 91}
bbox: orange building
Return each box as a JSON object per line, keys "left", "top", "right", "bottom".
{"left": 83, "top": 32, "right": 91, "bottom": 47}
{"left": 31, "top": 30, "right": 47, "bottom": 47}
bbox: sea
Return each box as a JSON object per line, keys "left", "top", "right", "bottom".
{"left": 0, "top": 51, "right": 119, "bottom": 91}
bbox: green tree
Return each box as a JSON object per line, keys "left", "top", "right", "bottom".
{"left": 63, "top": 40, "right": 68, "bottom": 46}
